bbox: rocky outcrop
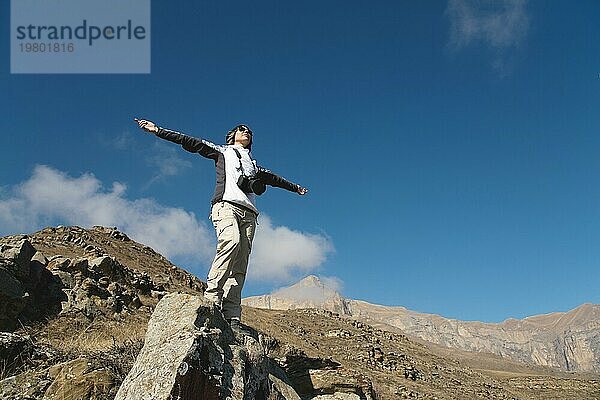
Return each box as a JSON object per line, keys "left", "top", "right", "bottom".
{"left": 2, "top": 226, "right": 205, "bottom": 295}
{"left": 0, "top": 239, "right": 65, "bottom": 330}
{"left": 0, "top": 236, "right": 168, "bottom": 330}
{"left": 276, "top": 348, "right": 375, "bottom": 400}
{"left": 244, "top": 276, "right": 600, "bottom": 373}
{"left": 48, "top": 254, "right": 160, "bottom": 319}
{"left": 115, "top": 292, "right": 300, "bottom": 400}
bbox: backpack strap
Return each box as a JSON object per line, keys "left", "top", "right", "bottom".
{"left": 232, "top": 147, "right": 247, "bottom": 176}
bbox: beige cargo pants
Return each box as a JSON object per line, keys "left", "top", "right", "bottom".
{"left": 204, "top": 201, "right": 257, "bottom": 320}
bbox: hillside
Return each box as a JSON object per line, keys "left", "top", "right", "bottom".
{"left": 243, "top": 275, "right": 600, "bottom": 373}
{"left": 0, "top": 226, "right": 598, "bottom": 399}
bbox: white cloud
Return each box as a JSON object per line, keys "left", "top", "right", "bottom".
{"left": 446, "top": 0, "right": 529, "bottom": 74}
{"left": 249, "top": 215, "right": 334, "bottom": 282}
{"left": 0, "top": 165, "right": 214, "bottom": 263}
{"left": 0, "top": 165, "right": 333, "bottom": 284}
{"left": 447, "top": 0, "right": 528, "bottom": 49}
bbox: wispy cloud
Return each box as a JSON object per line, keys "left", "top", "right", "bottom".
{"left": 249, "top": 215, "right": 334, "bottom": 282}
{"left": 0, "top": 165, "right": 333, "bottom": 283}
{"left": 97, "top": 130, "right": 136, "bottom": 151}
{"left": 142, "top": 142, "right": 193, "bottom": 189}
{"left": 97, "top": 130, "right": 193, "bottom": 189}
{"left": 446, "top": 0, "right": 529, "bottom": 75}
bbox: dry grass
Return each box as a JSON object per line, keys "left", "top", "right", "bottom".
{"left": 29, "top": 313, "right": 149, "bottom": 356}
{"left": 10, "top": 313, "right": 149, "bottom": 389}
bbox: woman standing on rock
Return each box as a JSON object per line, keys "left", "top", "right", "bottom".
{"left": 135, "top": 118, "right": 308, "bottom": 330}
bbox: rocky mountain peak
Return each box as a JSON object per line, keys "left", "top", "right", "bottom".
{"left": 298, "top": 274, "right": 324, "bottom": 287}
{"left": 244, "top": 275, "right": 351, "bottom": 316}
{"left": 275, "top": 275, "right": 340, "bottom": 299}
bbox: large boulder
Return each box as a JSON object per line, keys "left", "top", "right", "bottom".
{"left": 0, "top": 240, "right": 65, "bottom": 331}
{"left": 1, "top": 238, "right": 36, "bottom": 279}
{"left": 0, "top": 260, "right": 28, "bottom": 328}
{"left": 0, "top": 240, "right": 38, "bottom": 330}
{"left": 115, "top": 292, "right": 300, "bottom": 400}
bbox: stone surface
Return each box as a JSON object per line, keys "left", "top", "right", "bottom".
{"left": 115, "top": 292, "right": 300, "bottom": 400}
{"left": 268, "top": 374, "right": 301, "bottom": 400}
{"left": 43, "top": 358, "right": 113, "bottom": 400}
{"left": 0, "top": 261, "right": 28, "bottom": 329}
{"left": 0, "top": 240, "right": 65, "bottom": 331}
{"left": 1, "top": 239, "right": 36, "bottom": 280}
{"left": 312, "top": 394, "right": 362, "bottom": 400}
{"left": 0, "top": 370, "right": 53, "bottom": 399}
{"left": 0, "top": 332, "right": 34, "bottom": 377}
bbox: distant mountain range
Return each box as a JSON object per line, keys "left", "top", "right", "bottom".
{"left": 243, "top": 275, "right": 600, "bottom": 372}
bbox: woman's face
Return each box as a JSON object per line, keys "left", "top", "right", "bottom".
{"left": 234, "top": 126, "right": 252, "bottom": 147}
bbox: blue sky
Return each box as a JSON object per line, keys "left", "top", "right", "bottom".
{"left": 1, "top": 0, "right": 599, "bottom": 322}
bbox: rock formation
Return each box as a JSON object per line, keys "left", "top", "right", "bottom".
{"left": 0, "top": 226, "right": 208, "bottom": 399}
{"left": 0, "top": 234, "right": 163, "bottom": 329}
{"left": 0, "top": 239, "right": 65, "bottom": 330}
{"left": 243, "top": 275, "right": 600, "bottom": 373}
{"left": 115, "top": 292, "right": 299, "bottom": 400}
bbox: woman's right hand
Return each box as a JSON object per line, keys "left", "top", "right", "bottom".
{"left": 135, "top": 118, "right": 159, "bottom": 133}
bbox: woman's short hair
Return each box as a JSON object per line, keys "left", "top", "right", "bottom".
{"left": 226, "top": 124, "right": 253, "bottom": 150}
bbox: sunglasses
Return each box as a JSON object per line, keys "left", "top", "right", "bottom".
{"left": 237, "top": 126, "right": 252, "bottom": 135}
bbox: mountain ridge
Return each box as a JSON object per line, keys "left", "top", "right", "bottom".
{"left": 243, "top": 275, "right": 600, "bottom": 372}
